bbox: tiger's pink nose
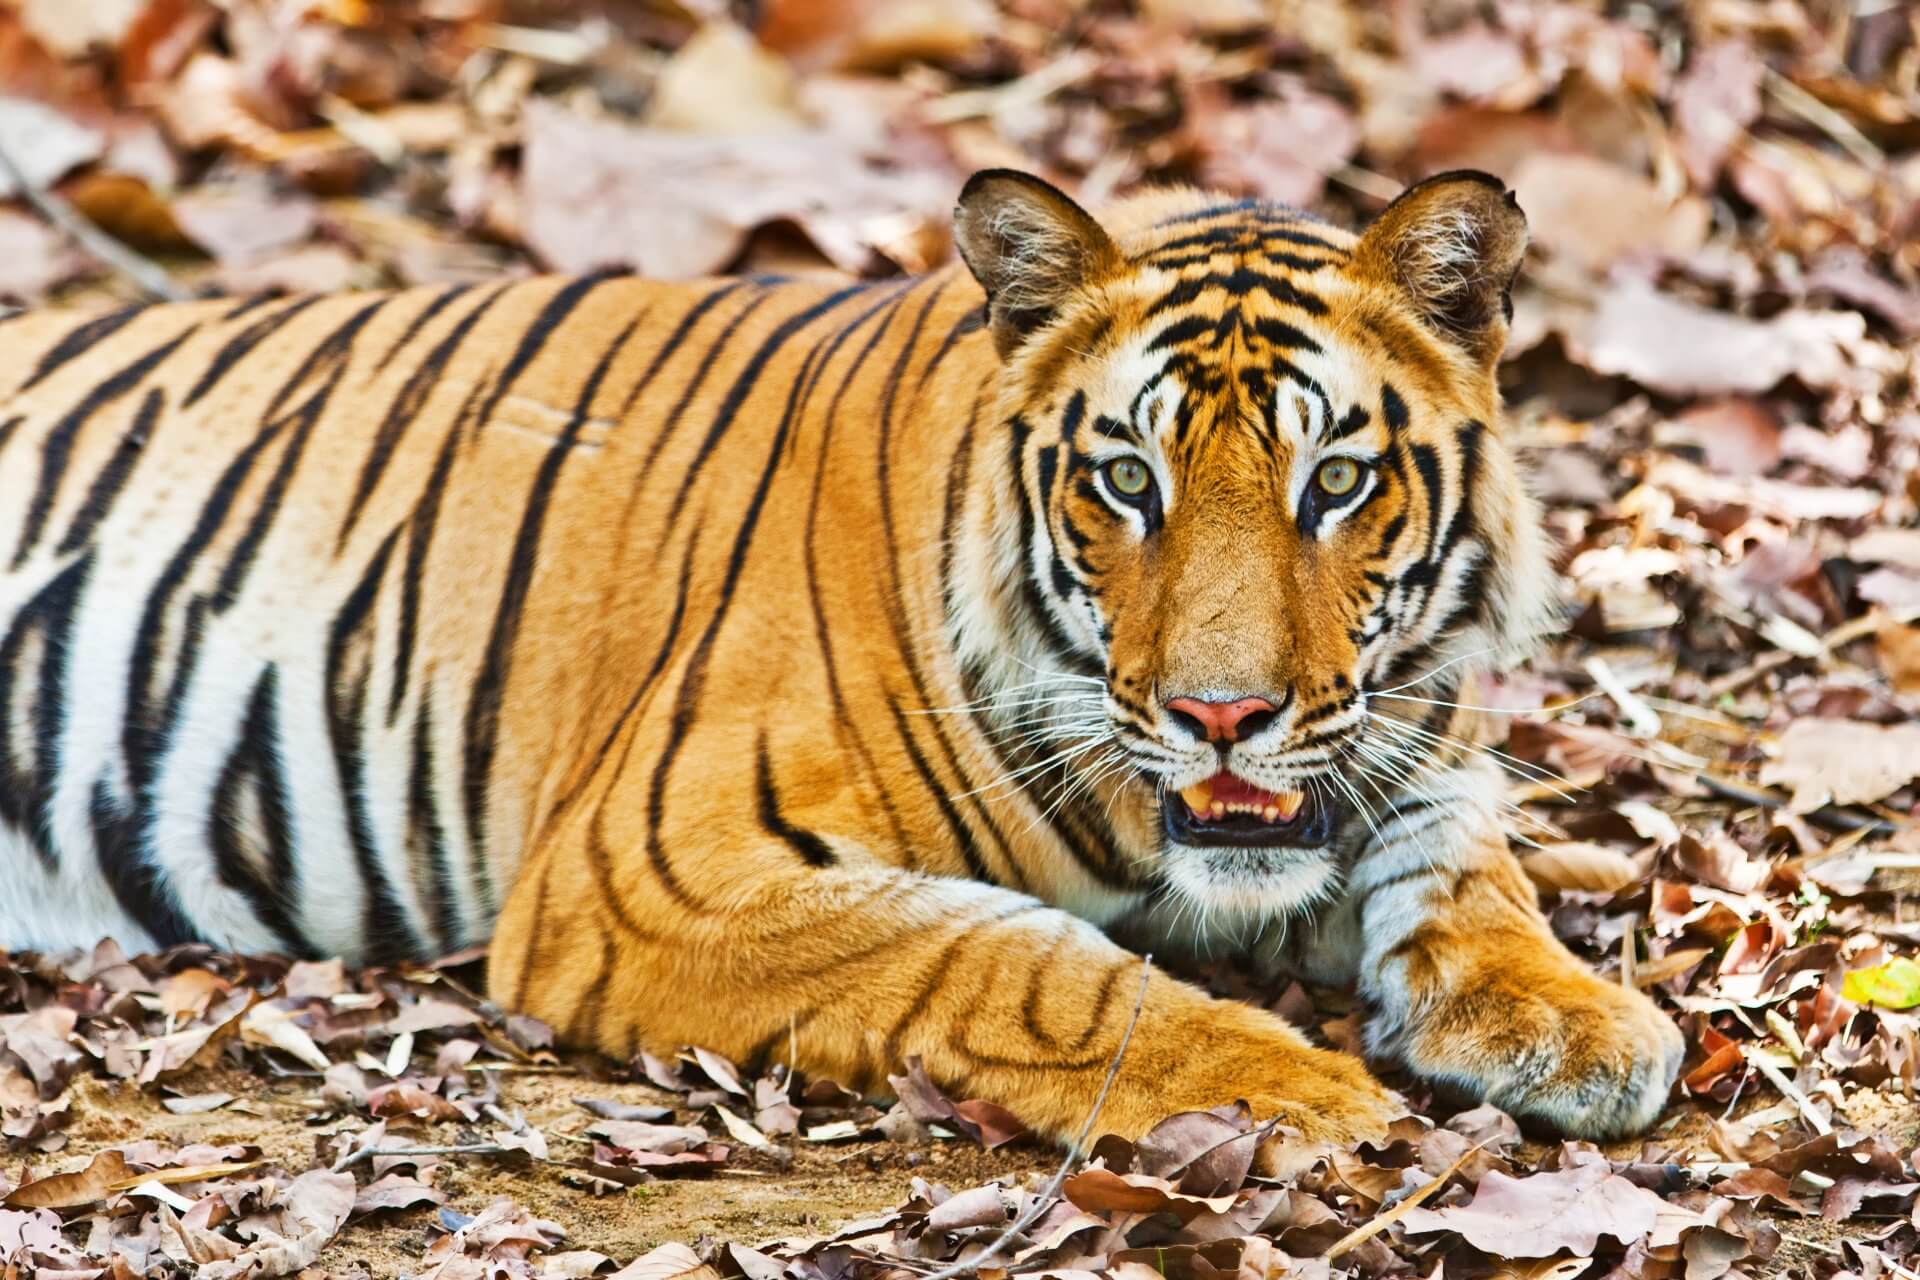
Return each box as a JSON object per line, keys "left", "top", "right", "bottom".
{"left": 1165, "top": 696, "right": 1279, "bottom": 744}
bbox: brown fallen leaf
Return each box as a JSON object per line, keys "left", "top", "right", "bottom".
{"left": 352, "top": 1171, "right": 447, "bottom": 1218}
{"left": 2, "top": 1149, "right": 132, "bottom": 1210}
{"left": 608, "top": 1241, "right": 723, "bottom": 1280}
{"left": 1569, "top": 280, "right": 1867, "bottom": 397}
{"left": 1508, "top": 152, "right": 1707, "bottom": 273}
{"left": 1758, "top": 718, "right": 1920, "bottom": 810}
{"left": 4, "top": 1149, "right": 264, "bottom": 1210}
{"left": 518, "top": 98, "right": 953, "bottom": 278}
{"left": 1671, "top": 38, "right": 1765, "bottom": 189}
{"left": 1520, "top": 842, "right": 1642, "bottom": 894}
{"left": 1060, "top": 1167, "right": 1238, "bottom": 1222}
{"left": 1397, "top": 1159, "right": 1674, "bottom": 1256}
{"left": 196, "top": 1169, "right": 355, "bottom": 1280}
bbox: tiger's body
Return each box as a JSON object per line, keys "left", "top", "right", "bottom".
{"left": 0, "top": 172, "right": 1682, "bottom": 1145}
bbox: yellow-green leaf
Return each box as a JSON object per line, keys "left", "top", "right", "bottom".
{"left": 1842, "top": 958, "right": 1920, "bottom": 1009}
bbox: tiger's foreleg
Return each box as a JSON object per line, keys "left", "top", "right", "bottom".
{"left": 1324, "top": 764, "right": 1684, "bottom": 1138}
{"left": 492, "top": 840, "right": 1402, "bottom": 1147}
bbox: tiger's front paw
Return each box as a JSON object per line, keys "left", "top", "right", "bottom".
{"left": 1237, "top": 1044, "right": 1407, "bottom": 1151}
{"left": 1394, "top": 968, "right": 1684, "bottom": 1141}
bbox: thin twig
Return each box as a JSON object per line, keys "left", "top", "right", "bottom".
{"left": 1323, "top": 1140, "right": 1486, "bottom": 1260}
{"left": 0, "top": 139, "right": 188, "bottom": 302}
{"left": 1693, "top": 771, "right": 1900, "bottom": 836}
{"left": 331, "top": 1142, "right": 516, "bottom": 1172}
{"left": 1743, "top": 1046, "right": 1831, "bottom": 1137}
{"left": 916, "top": 955, "right": 1153, "bottom": 1280}
{"left": 1763, "top": 69, "right": 1884, "bottom": 169}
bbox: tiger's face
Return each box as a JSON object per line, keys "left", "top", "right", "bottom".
{"left": 954, "top": 171, "right": 1552, "bottom": 920}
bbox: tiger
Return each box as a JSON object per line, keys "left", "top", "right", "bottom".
{"left": 0, "top": 167, "right": 1683, "bottom": 1148}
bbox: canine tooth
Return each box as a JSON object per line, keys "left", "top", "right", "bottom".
{"left": 1273, "top": 791, "right": 1304, "bottom": 820}
{"left": 1179, "top": 782, "right": 1213, "bottom": 814}
{"left": 1210, "top": 802, "right": 1225, "bottom": 818}
{"left": 1262, "top": 805, "right": 1278, "bottom": 822}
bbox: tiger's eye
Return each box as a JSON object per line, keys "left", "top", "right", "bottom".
{"left": 1316, "top": 458, "right": 1361, "bottom": 497}
{"left": 1106, "top": 458, "right": 1152, "bottom": 498}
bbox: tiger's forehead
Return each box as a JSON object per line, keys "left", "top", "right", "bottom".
{"left": 1118, "top": 198, "right": 1361, "bottom": 270}
{"left": 1082, "top": 313, "right": 1396, "bottom": 459}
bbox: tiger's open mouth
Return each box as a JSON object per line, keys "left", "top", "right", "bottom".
{"left": 1163, "top": 771, "right": 1342, "bottom": 847}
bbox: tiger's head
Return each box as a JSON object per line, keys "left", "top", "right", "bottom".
{"left": 949, "top": 169, "right": 1553, "bottom": 921}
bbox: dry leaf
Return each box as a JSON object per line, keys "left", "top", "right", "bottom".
{"left": 1758, "top": 718, "right": 1920, "bottom": 810}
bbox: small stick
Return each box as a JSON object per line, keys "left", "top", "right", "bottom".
{"left": 1743, "top": 1046, "right": 1831, "bottom": 1137}
{"left": 1704, "top": 613, "right": 1884, "bottom": 698}
{"left": 0, "top": 140, "right": 188, "bottom": 302}
{"left": 1764, "top": 69, "right": 1884, "bottom": 169}
{"left": 332, "top": 1142, "right": 504, "bottom": 1172}
{"left": 915, "top": 955, "right": 1153, "bottom": 1280}
{"left": 1693, "top": 771, "right": 1900, "bottom": 836}
{"left": 1323, "top": 1140, "right": 1486, "bottom": 1260}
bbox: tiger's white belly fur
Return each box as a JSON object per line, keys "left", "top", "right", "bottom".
{"left": 0, "top": 291, "right": 547, "bottom": 965}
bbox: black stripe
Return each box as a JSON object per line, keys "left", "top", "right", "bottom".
{"left": 407, "top": 696, "right": 459, "bottom": 950}
{"left": 660, "top": 285, "right": 871, "bottom": 537}
{"left": 92, "top": 777, "right": 200, "bottom": 947}
{"left": 636, "top": 288, "right": 775, "bottom": 486}
{"left": 461, "top": 302, "right": 636, "bottom": 908}
{"left": 210, "top": 299, "right": 388, "bottom": 612}
{"left": 912, "top": 304, "right": 987, "bottom": 395}
{"left": 183, "top": 296, "right": 325, "bottom": 408}
{"left": 1145, "top": 268, "right": 1328, "bottom": 318}
{"left": 123, "top": 421, "right": 289, "bottom": 796}
{"left": 1381, "top": 384, "right": 1409, "bottom": 433}
{"left": 389, "top": 378, "right": 488, "bottom": 725}
{"left": 887, "top": 697, "right": 993, "bottom": 881}
{"left": 802, "top": 286, "right": 922, "bottom": 861}
{"left": 339, "top": 284, "right": 513, "bottom": 548}
{"left": 208, "top": 665, "right": 316, "bottom": 955}
{"left": 325, "top": 524, "right": 422, "bottom": 961}
{"left": 0, "top": 553, "right": 92, "bottom": 867}
{"left": 55, "top": 387, "right": 164, "bottom": 554}
{"left": 870, "top": 283, "right": 1030, "bottom": 888}
{"left": 465, "top": 271, "right": 624, "bottom": 446}
{"left": 621, "top": 282, "right": 750, "bottom": 422}
{"left": 21, "top": 304, "right": 148, "bottom": 391}
{"left": 755, "top": 735, "right": 837, "bottom": 867}
{"left": 11, "top": 328, "right": 197, "bottom": 570}
{"left": 373, "top": 283, "right": 472, "bottom": 375}
{"left": 642, "top": 286, "right": 868, "bottom": 906}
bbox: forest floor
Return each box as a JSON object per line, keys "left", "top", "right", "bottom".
{"left": 2, "top": 0, "right": 1919, "bottom": 1276}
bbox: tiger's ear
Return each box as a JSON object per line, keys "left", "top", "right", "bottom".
{"left": 1355, "top": 170, "right": 1527, "bottom": 365}
{"left": 954, "top": 170, "right": 1120, "bottom": 359}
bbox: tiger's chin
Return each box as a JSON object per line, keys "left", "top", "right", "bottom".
{"left": 1154, "top": 782, "right": 1350, "bottom": 923}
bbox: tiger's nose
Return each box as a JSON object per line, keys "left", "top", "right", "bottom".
{"left": 1165, "top": 696, "right": 1279, "bottom": 744}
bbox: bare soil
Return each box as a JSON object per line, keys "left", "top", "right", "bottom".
{"left": 53, "top": 1064, "right": 1057, "bottom": 1274}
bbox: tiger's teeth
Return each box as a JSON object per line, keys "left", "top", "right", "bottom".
{"left": 1262, "top": 805, "right": 1278, "bottom": 822}
{"left": 1273, "top": 791, "right": 1304, "bottom": 820}
{"left": 1210, "top": 802, "right": 1225, "bottom": 818}
{"left": 1179, "top": 782, "right": 1213, "bottom": 816}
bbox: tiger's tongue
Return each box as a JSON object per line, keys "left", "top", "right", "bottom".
{"left": 1177, "top": 772, "right": 1305, "bottom": 822}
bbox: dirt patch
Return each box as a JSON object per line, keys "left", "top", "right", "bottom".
{"left": 50, "top": 1063, "right": 1057, "bottom": 1274}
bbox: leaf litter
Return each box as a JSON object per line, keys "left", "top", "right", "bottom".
{"left": 1, "top": 0, "right": 1919, "bottom": 1275}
